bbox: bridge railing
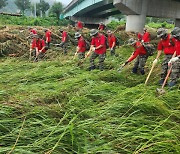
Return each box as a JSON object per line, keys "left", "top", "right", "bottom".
{"left": 63, "top": 0, "right": 104, "bottom": 14}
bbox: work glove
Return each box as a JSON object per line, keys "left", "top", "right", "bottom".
{"left": 168, "top": 57, "right": 179, "bottom": 66}
{"left": 86, "top": 51, "right": 91, "bottom": 58}
{"left": 153, "top": 59, "right": 158, "bottom": 65}
{"left": 76, "top": 47, "right": 79, "bottom": 52}
{"left": 91, "top": 47, "right": 96, "bottom": 52}
{"left": 124, "top": 61, "right": 129, "bottom": 66}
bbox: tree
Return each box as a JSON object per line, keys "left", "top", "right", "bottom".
{"left": 39, "top": 0, "right": 50, "bottom": 17}
{"left": 31, "top": 4, "right": 40, "bottom": 17}
{"left": 49, "top": 2, "right": 63, "bottom": 23}
{"left": 32, "top": 0, "right": 50, "bottom": 17}
{"left": 15, "top": 0, "right": 31, "bottom": 15}
{"left": 0, "top": 0, "right": 8, "bottom": 9}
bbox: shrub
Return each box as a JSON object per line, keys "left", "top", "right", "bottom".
{"left": 148, "top": 22, "right": 174, "bottom": 29}
{"left": 0, "top": 15, "right": 70, "bottom": 26}
{"left": 107, "top": 21, "right": 125, "bottom": 30}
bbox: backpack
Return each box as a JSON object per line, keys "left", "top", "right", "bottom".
{"left": 84, "top": 39, "right": 90, "bottom": 50}
{"left": 105, "top": 36, "right": 109, "bottom": 49}
{"left": 115, "top": 37, "right": 120, "bottom": 47}
{"left": 170, "top": 37, "right": 175, "bottom": 46}
{"left": 143, "top": 43, "right": 155, "bottom": 56}
{"left": 45, "top": 43, "right": 49, "bottom": 50}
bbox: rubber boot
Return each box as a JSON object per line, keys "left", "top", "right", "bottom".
{"left": 132, "top": 67, "right": 138, "bottom": 74}
{"left": 99, "top": 65, "right": 104, "bottom": 71}
{"left": 168, "top": 81, "right": 176, "bottom": 87}
{"left": 64, "top": 51, "right": 67, "bottom": 55}
{"left": 34, "top": 57, "right": 38, "bottom": 62}
{"left": 88, "top": 66, "right": 96, "bottom": 71}
{"left": 140, "top": 69, "right": 145, "bottom": 75}
{"left": 159, "top": 79, "right": 164, "bottom": 86}
{"left": 110, "top": 49, "right": 115, "bottom": 56}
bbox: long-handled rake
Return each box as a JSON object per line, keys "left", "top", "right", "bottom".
{"left": 145, "top": 62, "right": 156, "bottom": 85}
{"left": 156, "top": 65, "right": 172, "bottom": 95}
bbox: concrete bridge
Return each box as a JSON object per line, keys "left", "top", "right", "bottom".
{"left": 63, "top": 0, "right": 180, "bottom": 32}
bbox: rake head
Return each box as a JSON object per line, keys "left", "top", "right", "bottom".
{"left": 117, "top": 64, "right": 125, "bottom": 73}
{"left": 156, "top": 88, "right": 166, "bottom": 95}
{"left": 117, "top": 67, "right": 123, "bottom": 72}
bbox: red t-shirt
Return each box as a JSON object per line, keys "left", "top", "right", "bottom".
{"left": 62, "top": 31, "right": 68, "bottom": 42}
{"left": 36, "top": 39, "right": 46, "bottom": 53}
{"left": 128, "top": 42, "right": 147, "bottom": 62}
{"left": 108, "top": 34, "right": 116, "bottom": 48}
{"left": 30, "top": 29, "right": 37, "bottom": 34}
{"left": 137, "top": 33, "right": 142, "bottom": 41}
{"left": 142, "top": 32, "right": 150, "bottom": 42}
{"left": 91, "top": 33, "right": 106, "bottom": 54}
{"left": 30, "top": 29, "right": 37, "bottom": 49}
{"left": 77, "top": 21, "right": 83, "bottom": 29}
{"left": 31, "top": 39, "right": 36, "bottom": 49}
{"left": 78, "top": 36, "right": 86, "bottom": 52}
{"left": 174, "top": 39, "right": 180, "bottom": 56}
{"left": 98, "top": 24, "right": 105, "bottom": 31}
{"left": 157, "top": 34, "right": 175, "bottom": 55}
{"left": 45, "top": 30, "right": 51, "bottom": 43}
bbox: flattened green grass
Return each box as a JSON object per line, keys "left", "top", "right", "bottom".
{"left": 0, "top": 47, "right": 179, "bottom": 154}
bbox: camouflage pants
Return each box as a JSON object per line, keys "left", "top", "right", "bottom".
{"left": 90, "top": 52, "right": 106, "bottom": 70}
{"left": 133, "top": 55, "right": 148, "bottom": 71}
{"left": 29, "top": 49, "right": 36, "bottom": 60}
{"left": 78, "top": 52, "right": 85, "bottom": 59}
{"left": 31, "top": 49, "right": 36, "bottom": 57}
{"left": 110, "top": 48, "right": 115, "bottom": 56}
{"left": 60, "top": 42, "right": 67, "bottom": 55}
{"left": 34, "top": 52, "right": 45, "bottom": 62}
{"left": 45, "top": 42, "right": 50, "bottom": 50}
{"left": 170, "top": 58, "right": 180, "bottom": 83}
{"left": 38, "top": 52, "right": 45, "bottom": 59}
{"left": 161, "top": 55, "right": 173, "bottom": 80}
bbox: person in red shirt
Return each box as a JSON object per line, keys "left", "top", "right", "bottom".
{"left": 28, "top": 27, "right": 37, "bottom": 60}
{"left": 74, "top": 32, "right": 86, "bottom": 60}
{"left": 75, "top": 20, "right": 84, "bottom": 31}
{"left": 98, "top": 22, "right": 106, "bottom": 32}
{"left": 34, "top": 35, "right": 47, "bottom": 61}
{"left": 44, "top": 29, "right": 51, "bottom": 49}
{"left": 153, "top": 28, "right": 176, "bottom": 85}
{"left": 107, "top": 30, "right": 116, "bottom": 56}
{"left": 29, "top": 34, "right": 37, "bottom": 60}
{"left": 123, "top": 38, "right": 148, "bottom": 75}
{"left": 141, "top": 28, "right": 151, "bottom": 43}
{"left": 137, "top": 32, "right": 142, "bottom": 41}
{"left": 28, "top": 26, "right": 37, "bottom": 35}
{"left": 86, "top": 29, "right": 106, "bottom": 71}
{"left": 167, "top": 27, "right": 180, "bottom": 87}
{"left": 59, "top": 29, "right": 68, "bottom": 55}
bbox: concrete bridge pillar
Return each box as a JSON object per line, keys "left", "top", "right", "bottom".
{"left": 175, "top": 19, "right": 180, "bottom": 27}
{"left": 126, "top": 0, "right": 149, "bottom": 32}
{"left": 126, "top": 14, "right": 146, "bottom": 32}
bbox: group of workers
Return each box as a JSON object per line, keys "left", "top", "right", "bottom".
{"left": 123, "top": 27, "right": 180, "bottom": 87}
{"left": 28, "top": 27, "right": 51, "bottom": 61}
{"left": 28, "top": 20, "right": 180, "bottom": 87}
